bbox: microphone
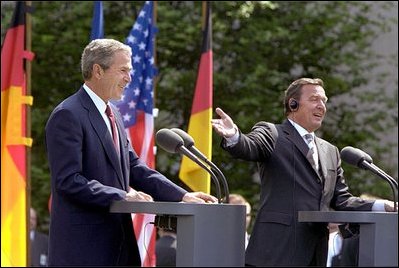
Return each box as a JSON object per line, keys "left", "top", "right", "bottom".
{"left": 340, "top": 146, "right": 398, "bottom": 187}
{"left": 171, "top": 128, "right": 230, "bottom": 203}
{"left": 341, "top": 146, "right": 397, "bottom": 212}
{"left": 155, "top": 128, "right": 222, "bottom": 203}
{"left": 340, "top": 146, "right": 373, "bottom": 170}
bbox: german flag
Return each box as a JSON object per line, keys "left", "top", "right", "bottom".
{"left": 1, "top": 2, "right": 34, "bottom": 266}
{"left": 179, "top": 2, "right": 213, "bottom": 193}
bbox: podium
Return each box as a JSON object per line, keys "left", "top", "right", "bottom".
{"left": 298, "top": 211, "right": 398, "bottom": 267}
{"left": 110, "top": 201, "right": 246, "bottom": 267}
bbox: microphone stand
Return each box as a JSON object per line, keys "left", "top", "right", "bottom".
{"left": 190, "top": 149, "right": 230, "bottom": 203}
{"left": 362, "top": 161, "right": 398, "bottom": 212}
{"left": 179, "top": 146, "right": 223, "bottom": 204}
{"left": 170, "top": 128, "right": 229, "bottom": 203}
{"left": 208, "top": 162, "right": 230, "bottom": 204}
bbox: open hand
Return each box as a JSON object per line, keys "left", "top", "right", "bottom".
{"left": 211, "top": 107, "right": 237, "bottom": 138}
{"left": 384, "top": 200, "right": 398, "bottom": 212}
{"left": 182, "top": 192, "right": 218, "bottom": 204}
{"left": 125, "top": 187, "right": 154, "bottom": 202}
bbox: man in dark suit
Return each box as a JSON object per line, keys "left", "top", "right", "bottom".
{"left": 30, "top": 208, "right": 48, "bottom": 267}
{"left": 211, "top": 78, "right": 395, "bottom": 266}
{"left": 155, "top": 228, "right": 177, "bottom": 266}
{"left": 45, "top": 38, "right": 217, "bottom": 266}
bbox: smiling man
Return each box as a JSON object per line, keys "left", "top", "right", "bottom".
{"left": 211, "top": 77, "right": 395, "bottom": 266}
{"left": 45, "top": 39, "right": 217, "bottom": 266}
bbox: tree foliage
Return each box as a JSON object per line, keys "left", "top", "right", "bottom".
{"left": 1, "top": 1, "right": 397, "bottom": 233}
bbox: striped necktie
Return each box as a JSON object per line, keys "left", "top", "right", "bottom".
{"left": 304, "top": 134, "right": 319, "bottom": 171}
{"left": 105, "top": 105, "right": 120, "bottom": 155}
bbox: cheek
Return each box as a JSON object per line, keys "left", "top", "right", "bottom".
{"left": 113, "top": 87, "right": 122, "bottom": 96}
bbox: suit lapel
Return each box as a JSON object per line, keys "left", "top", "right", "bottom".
{"left": 315, "top": 138, "right": 328, "bottom": 180}
{"left": 282, "top": 120, "right": 323, "bottom": 181}
{"left": 282, "top": 120, "right": 309, "bottom": 159}
{"left": 78, "top": 88, "right": 126, "bottom": 190}
{"left": 111, "top": 104, "right": 130, "bottom": 190}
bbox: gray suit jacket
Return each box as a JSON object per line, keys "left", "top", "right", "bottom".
{"left": 222, "top": 119, "right": 374, "bottom": 266}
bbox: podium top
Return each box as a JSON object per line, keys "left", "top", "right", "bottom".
{"left": 298, "top": 211, "right": 398, "bottom": 224}
{"left": 110, "top": 200, "right": 246, "bottom": 215}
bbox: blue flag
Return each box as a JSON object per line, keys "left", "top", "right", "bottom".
{"left": 90, "top": 1, "right": 104, "bottom": 40}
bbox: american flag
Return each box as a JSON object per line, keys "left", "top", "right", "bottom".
{"left": 112, "top": 1, "right": 157, "bottom": 266}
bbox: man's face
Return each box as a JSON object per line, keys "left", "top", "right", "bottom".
{"left": 30, "top": 208, "right": 37, "bottom": 230}
{"left": 101, "top": 51, "right": 132, "bottom": 101}
{"left": 293, "top": 84, "right": 327, "bottom": 132}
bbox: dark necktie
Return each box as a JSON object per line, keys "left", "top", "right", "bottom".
{"left": 105, "top": 105, "right": 120, "bottom": 155}
{"left": 304, "top": 134, "right": 319, "bottom": 172}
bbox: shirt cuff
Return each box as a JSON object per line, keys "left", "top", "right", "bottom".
{"left": 224, "top": 126, "right": 239, "bottom": 147}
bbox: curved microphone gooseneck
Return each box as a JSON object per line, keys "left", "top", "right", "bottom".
{"left": 170, "top": 128, "right": 230, "bottom": 203}
{"left": 155, "top": 128, "right": 222, "bottom": 203}
{"left": 341, "top": 146, "right": 397, "bottom": 212}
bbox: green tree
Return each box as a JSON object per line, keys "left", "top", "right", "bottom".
{"left": 1, "top": 1, "right": 397, "bottom": 233}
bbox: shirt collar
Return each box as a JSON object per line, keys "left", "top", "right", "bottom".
{"left": 288, "top": 118, "right": 315, "bottom": 139}
{"left": 83, "top": 83, "right": 107, "bottom": 113}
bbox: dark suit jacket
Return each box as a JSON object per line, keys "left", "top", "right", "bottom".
{"left": 45, "top": 87, "right": 187, "bottom": 266}
{"left": 30, "top": 231, "right": 49, "bottom": 267}
{"left": 155, "top": 234, "right": 177, "bottom": 266}
{"left": 222, "top": 120, "right": 374, "bottom": 266}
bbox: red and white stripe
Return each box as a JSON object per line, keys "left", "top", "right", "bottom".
{"left": 126, "top": 110, "right": 156, "bottom": 267}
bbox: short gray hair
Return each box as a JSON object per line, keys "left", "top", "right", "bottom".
{"left": 283, "top": 78, "right": 324, "bottom": 115}
{"left": 81, "top": 39, "right": 132, "bottom": 80}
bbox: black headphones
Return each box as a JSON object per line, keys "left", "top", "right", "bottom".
{"left": 289, "top": 99, "right": 299, "bottom": 111}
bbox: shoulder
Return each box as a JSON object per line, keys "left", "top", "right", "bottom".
{"left": 49, "top": 92, "right": 81, "bottom": 117}
{"left": 252, "top": 121, "right": 278, "bottom": 136}
{"left": 45, "top": 99, "right": 89, "bottom": 139}
{"left": 316, "top": 136, "right": 338, "bottom": 151}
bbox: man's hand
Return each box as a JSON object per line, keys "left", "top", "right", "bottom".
{"left": 182, "top": 192, "right": 218, "bottom": 204}
{"left": 384, "top": 200, "right": 398, "bottom": 212}
{"left": 125, "top": 187, "right": 153, "bottom": 202}
{"left": 211, "top": 107, "right": 237, "bottom": 138}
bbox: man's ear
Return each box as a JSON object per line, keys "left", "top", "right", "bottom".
{"left": 92, "top": 64, "right": 104, "bottom": 79}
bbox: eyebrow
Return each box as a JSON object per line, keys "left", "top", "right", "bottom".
{"left": 309, "top": 94, "right": 328, "bottom": 102}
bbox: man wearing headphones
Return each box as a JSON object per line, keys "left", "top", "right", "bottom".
{"left": 211, "top": 77, "right": 395, "bottom": 266}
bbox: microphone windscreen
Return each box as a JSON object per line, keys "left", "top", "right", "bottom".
{"left": 361, "top": 151, "right": 373, "bottom": 164}
{"left": 156, "top": 128, "right": 184, "bottom": 154}
{"left": 171, "top": 128, "right": 195, "bottom": 147}
{"left": 340, "top": 146, "right": 372, "bottom": 168}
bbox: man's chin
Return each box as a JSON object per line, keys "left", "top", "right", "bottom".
{"left": 110, "top": 96, "right": 122, "bottom": 101}
{"left": 312, "top": 122, "right": 322, "bottom": 131}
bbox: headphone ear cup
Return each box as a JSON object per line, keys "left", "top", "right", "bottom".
{"left": 289, "top": 99, "right": 299, "bottom": 111}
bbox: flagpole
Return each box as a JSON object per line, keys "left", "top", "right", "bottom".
{"left": 153, "top": 1, "right": 157, "bottom": 65}
{"left": 202, "top": 1, "right": 206, "bottom": 30}
{"left": 153, "top": 1, "right": 159, "bottom": 163}
{"left": 153, "top": 1, "right": 158, "bottom": 113}
{"left": 25, "top": 1, "right": 32, "bottom": 266}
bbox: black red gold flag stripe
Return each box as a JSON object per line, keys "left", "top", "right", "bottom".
{"left": 1, "top": 2, "right": 34, "bottom": 266}
{"left": 179, "top": 1, "right": 213, "bottom": 193}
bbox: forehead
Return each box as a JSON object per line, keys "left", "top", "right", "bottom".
{"left": 30, "top": 209, "right": 37, "bottom": 217}
{"left": 111, "top": 51, "right": 131, "bottom": 65}
{"left": 300, "top": 84, "right": 326, "bottom": 98}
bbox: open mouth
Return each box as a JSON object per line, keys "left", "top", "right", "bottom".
{"left": 313, "top": 113, "right": 323, "bottom": 119}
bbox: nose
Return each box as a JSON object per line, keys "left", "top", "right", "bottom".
{"left": 316, "top": 99, "right": 326, "bottom": 111}
{"left": 125, "top": 73, "right": 132, "bottom": 83}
